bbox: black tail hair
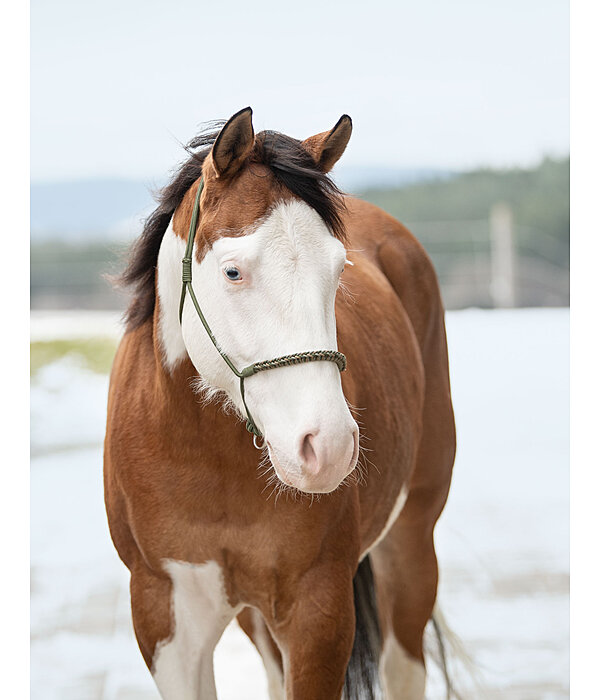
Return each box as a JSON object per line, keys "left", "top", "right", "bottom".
{"left": 343, "top": 555, "right": 382, "bottom": 700}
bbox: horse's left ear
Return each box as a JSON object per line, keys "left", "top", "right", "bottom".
{"left": 302, "top": 115, "right": 352, "bottom": 172}
{"left": 211, "top": 107, "right": 255, "bottom": 178}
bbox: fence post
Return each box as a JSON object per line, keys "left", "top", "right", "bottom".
{"left": 489, "top": 202, "right": 516, "bottom": 307}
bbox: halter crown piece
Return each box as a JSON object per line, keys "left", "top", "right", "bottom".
{"left": 178, "top": 177, "right": 347, "bottom": 447}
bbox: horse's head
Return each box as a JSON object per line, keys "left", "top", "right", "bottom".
{"left": 158, "top": 108, "right": 359, "bottom": 493}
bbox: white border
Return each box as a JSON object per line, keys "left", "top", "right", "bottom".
{"left": 571, "top": 0, "right": 599, "bottom": 697}
{"left": 1, "top": 0, "right": 30, "bottom": 696}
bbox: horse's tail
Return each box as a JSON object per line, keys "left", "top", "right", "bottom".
{"left": 428, "top": 602, "right": 481, "bottom": 700}
{"left": 343, "top": 555, "right": 382, "bottom": 700}
{"left": 342, "top": 563, "right": 480, "bottom": 700}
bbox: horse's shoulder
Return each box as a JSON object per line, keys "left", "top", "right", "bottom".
{"left": 344, "top": 197, "right": 435, "bottom": 277}
{"left": 344, "top": 197, "right": 444, "bottom": 348}
{"left": 344, "top": 196, "right": 414, "bottom": 238}
{"left": 106, "top": 321, "right": 158, "bottom": 438}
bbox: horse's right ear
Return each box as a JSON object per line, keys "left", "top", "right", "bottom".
{"left": 210, "top": 107, "right": 255, "bottom": 179}
{"left": 302, "top": 115, "right": 352, "bottom": 173}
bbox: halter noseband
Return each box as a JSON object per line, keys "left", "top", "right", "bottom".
{"left": 178, "top": 177, "right": 347, "bottom": 446}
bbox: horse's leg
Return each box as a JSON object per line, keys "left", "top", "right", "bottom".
{"left": 369, "top": 491, "right": 444, "bottom": 700}
{"left": 367, "top": 285, "right": 454, "bottom": 699}
{"left": 130, "top": 559, "right": 237, "bottom": 700}
{"left": 237, "top": 608, "right": 284, "bottom": 700}
{"left": 264, "top": 564, "right": 356, "bottom": 700}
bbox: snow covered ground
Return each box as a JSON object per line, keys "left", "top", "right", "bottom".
{"left": 30, "top": 308, "right": 569, "bottom": 699}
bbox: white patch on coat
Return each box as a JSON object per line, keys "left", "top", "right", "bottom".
{"left": 152, "top": 559, "right": 240, "bottom": 700}
{"left": 250, "top": 608, "right": 284, "bottom": 700}
{"left": 380, "top": 634, "right": 426, "bottom": 700}
{"left": 362, "top": 483, "right": 410, "bottom": 558}
{"left": 156, "top": 221, "right": 188, "bottom": 370}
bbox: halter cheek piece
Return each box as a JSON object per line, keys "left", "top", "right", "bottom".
{"left": 178, "top": 177, "right": 347, "bottom": 447}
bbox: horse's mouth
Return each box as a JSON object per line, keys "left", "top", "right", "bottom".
{"left": 265, "top": 437, "right": 358, "bottom": 495}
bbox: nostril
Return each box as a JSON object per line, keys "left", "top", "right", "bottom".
{"left": 300, "top": 433, "right": 319, "bottom": 473}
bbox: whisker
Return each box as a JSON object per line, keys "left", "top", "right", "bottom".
{"left": 338, "top": 280, "right": 357, "bottom": 304}
{"left": 345, "top": 247, "right": 366, "bottom": 254}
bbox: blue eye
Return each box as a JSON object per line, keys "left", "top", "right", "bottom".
{"left": 224, "top": 266, "right": 242, "bottom": 281}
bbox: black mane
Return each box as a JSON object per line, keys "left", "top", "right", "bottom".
{"left": 119, "top": 124, "right": 346, "bottom": 331}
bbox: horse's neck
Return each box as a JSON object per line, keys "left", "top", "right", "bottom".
{"left": 146, "top": 304, "right": 247, "bottom": 461}
{"left": 151, "top": 229, "right": 202, "bottom": 408}
{"left": 149, "top": 238, "right": 259, "bottom": 465}
{"left": 149, "top": 303, "right": 197, "bottom": 405}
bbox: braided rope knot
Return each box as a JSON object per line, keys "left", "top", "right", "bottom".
{"left": 251, "top": 350, "right": 347, "bottom": 375}
{"left": 182, "top": 258, "right": 192, "bottom": 283}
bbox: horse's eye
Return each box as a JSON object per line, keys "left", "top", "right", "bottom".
{"left": 224, "top": 266, "right": 242, "bottom": 282}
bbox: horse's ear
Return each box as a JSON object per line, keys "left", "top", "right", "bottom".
{"left": 211, "top": 107, "right": 255, "bottom": 178}
{"left": 302, "top": 115, "right": 352, "bottom": 173}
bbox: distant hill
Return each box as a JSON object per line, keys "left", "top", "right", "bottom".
{"left": 355, "top": 156, "right": 569, "bottom": 308}
{"left": 30, "top": 167, "right": 451, "bottom": 242}
{"left": 359, "top": 157, "right": 570, "bottom": 269}
{"left": 30, "top": 178, "right": 158, "bottom": 242}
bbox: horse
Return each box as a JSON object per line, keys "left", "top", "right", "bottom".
{"left": 104, "top": 107, "right": 456, "bottom": 699}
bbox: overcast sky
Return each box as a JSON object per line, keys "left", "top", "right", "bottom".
{"left": 31, "top": 0, "right": 569, "bottom": 182}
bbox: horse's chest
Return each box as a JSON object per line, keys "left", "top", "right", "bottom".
{"left": 124, "top": 475, "right": 327, "bottom": 575}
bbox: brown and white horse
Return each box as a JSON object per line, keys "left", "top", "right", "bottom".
{"left": 104, "top": 107, "right": 456, "bottom": 699}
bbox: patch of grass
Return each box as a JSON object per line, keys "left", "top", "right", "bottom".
{"left": 31, "top": 337, "right": 118, "bottom": 376}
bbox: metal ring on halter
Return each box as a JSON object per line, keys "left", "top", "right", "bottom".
{"left": 253, "top": 434, "right": 265, "bottom": 450}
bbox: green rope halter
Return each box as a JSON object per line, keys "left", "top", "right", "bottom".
{"left": 178, "top": 177, "right": 347, "bottom": 445}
